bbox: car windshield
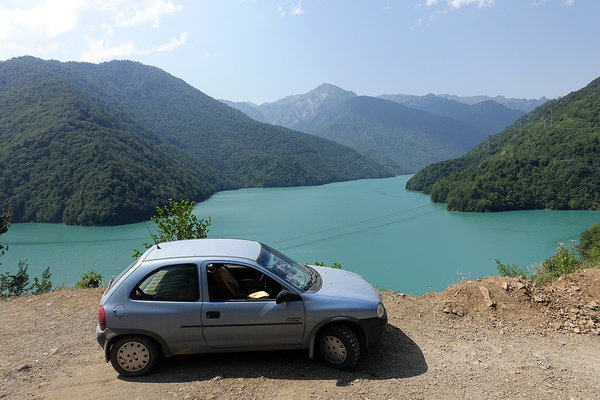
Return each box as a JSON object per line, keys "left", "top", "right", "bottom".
{"left": 257, "top": 244, "right": 312, "bottom": 291}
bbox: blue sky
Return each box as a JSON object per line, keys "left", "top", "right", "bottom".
{"left": 0, "top": 0, "right": 598, "bottom": 104}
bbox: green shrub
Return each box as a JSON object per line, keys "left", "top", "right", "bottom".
{"left": 75, "top": 270, "right": 103, "bottom": 288}
{"left": 579, "top": 222, "right": 600, "bottom": 264}
{"left": 0, "top": 209, "right": 13, "bottom": 265}
{"left": 496, "top": 259, "right": 528, "bottom": 278}
{"left": 313, "top": 261, "right": 342, "bottom": 269}
{"left": 0, "top": 260, "right": 31, "bottom": 297}
{"left": 32, "top": 267, "right": 52, "bottom": 294}
{"left": 533, "top": 242, "right": 581, "bottom": 285}
{"left": 133, "top": 199, "right": 211, "bottom": 258}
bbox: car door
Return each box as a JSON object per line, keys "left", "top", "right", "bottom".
{"left": 123, "top": 263, "right": 207, "bottom": 355}
{"left": 201, "top": 261, "right": 305, "bottom": 349}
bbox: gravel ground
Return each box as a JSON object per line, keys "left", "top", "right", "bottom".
{"left": 1, "top": 269, "right": 599, "bottom": 400}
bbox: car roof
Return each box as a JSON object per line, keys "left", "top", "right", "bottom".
{"left": 142, "top": 238, "right": 263, "bottom": 262}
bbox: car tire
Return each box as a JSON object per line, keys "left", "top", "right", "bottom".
{"left": 109, "top": 336, "right": 159, "bottom": 377}
{"left": 318, "top": 325, "right": 360, "bottom": 370}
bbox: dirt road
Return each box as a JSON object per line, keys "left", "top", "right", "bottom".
{"left": 1, "top": 270, "right": 599, "bottom": 399}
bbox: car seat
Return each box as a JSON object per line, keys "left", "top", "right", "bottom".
{"left": 213, "top": 266, "right": 269, "bottom": 300}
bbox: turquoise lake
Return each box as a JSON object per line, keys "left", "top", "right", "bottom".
{"left": 2, "top": 175, "right": 599, "bottom": 295}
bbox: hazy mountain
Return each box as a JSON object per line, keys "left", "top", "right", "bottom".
{"left": 0, "top": 57, "right": 391, "bottom": 225}
{"left": 378, "top": 93, "right": 524, "bottom": 135}
{"left": 307, "top": 96, "right": 488, "bottom": 173}
{"left": 407, "top": 76, "right": 600, "bottom": 212}
{"left": 256, "top": 83, "right": 357, "bottom": 131}
{"left": 225, "top": 84, "right": 498, "bottom": 174}
{"left": 219, "top": 99, "right": 268, "bottom": 123}
{"left": 436, "top": 94, "right": 549, "bottom": 113}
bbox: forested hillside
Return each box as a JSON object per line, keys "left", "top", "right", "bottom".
{"left": 307, "top": 96, "right": 487, "bottom": 173}
{"left": 0, "top": 57, "right": 391, "bottom": 225}
{"left": 407, "top": 77, "right": 600, "bottom": 212}
{"left": 224, "top": 84, "right": 534, "bottom": 174}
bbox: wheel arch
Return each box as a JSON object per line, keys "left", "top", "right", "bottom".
{"left": 307, "top": 317, "right": 366, "bottom": 359}
{"left": 103, "top": 330, "right": 170, "bottom": 363}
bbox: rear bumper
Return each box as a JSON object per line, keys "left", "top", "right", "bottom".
{"left": 359, "top": 314, "right": 387, "bottom": 347}
{"left": 96, "top": 325, "right": 108, "bottom": 348}
{"left": 96, "top": 325, "right": 112, "bottom": 362}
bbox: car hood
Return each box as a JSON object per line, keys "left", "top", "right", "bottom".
{"left": 310, "top": 265, "right": 380, "bottom": 304}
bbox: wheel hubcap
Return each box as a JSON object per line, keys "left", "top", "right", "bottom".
{"left": 320, "top": 335, "right": 347, "bottom": 364}
{"left": 117, "top": 341, "right": 150, "bottom": 372}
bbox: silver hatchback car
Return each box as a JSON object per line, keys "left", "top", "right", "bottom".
{"left": 96, "top": 239, "right": 387, "bottom": 376}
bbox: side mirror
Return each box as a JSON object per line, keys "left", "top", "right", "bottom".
{"left": 276, "top": 289, "right": 301, "bottom": 304}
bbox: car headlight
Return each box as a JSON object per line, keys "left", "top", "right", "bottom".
{"left": 377, "top": 302, "right": 386, "bottom": 318}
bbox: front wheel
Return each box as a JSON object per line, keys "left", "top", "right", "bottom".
{"left": 318, "top": 325, "right": 361, "bottom": 370}
{"left": 109, "top": 336, "right": 159, "bottom": 377}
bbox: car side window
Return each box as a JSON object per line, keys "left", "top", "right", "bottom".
{"left": 131, "top": 264, "right": 199, "bottom": 302}
{"left": 205, "top": 263, "right": 283, "bottom": 302}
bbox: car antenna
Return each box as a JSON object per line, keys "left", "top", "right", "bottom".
{"left": 144, "top": 221, "right": 161, "bottom": 249}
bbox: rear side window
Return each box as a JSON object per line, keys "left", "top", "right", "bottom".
{"left": 131, "top": 264, "right": 199, "bottom": 302}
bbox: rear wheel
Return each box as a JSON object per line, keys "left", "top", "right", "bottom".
{"left": 109, "top": 336, "right": 159, "bottom": 377}
{"left": 318, "top": 325, "right": 360, "bottom": 370}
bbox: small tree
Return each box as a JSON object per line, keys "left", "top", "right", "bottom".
{"left": 0, "top": 211, "right": 54, "bottom": 297}
{"left": 0, "top": 260, "right": 31, "bottom": 297}
{"left": 75, "top": 270, "right": 103, "bottom": 288}
{"left": 0, "top": 209, "right": 13, "bottom": 264}
{"left": 495, "top": 259, "right": 527, "bottom": 278}
{"left": 32, "top": 267, "right": 53, "bottom": 294}
{"left": 133, "top": 199, "right": 211, "bottom": 258}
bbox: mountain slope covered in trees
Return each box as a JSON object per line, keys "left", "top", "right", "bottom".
{"left": 224, "top": 84, "right": 535, "bottom": 174}
{"left": 0, "top": 57, "right": 391, "bottom": 225}
{"left": 306, "top": 96, "right": 488, "bottom": 173}
{"left": 406, "top": 77, "right": 600, "bottom": 212}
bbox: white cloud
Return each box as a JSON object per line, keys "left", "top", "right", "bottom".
{"left": 290, "top": 1, "right": 304, "bottom": 16}
{"left": 153, "top": 32, "right": 188, "bottom": 52}
{"left": 0, "top": 0, "right": 85, "bottom": 41}
{"left": 417, "top": 9, "right": 448, "bottom": 26}
{"left": 533, "top": 0, "right": 573, "bottom": 7}
{"left": 448, "top": 0, "right": 494, "bottom": 8}
{"left": 417, "top": 0, "right": 491, "bottom": 27}
{"left": 117, "top": 0, "right": 183, "bottom": 28}
{"left": 80, "top": 38, "right": 137, "bottom": 62}
{"left": 277, "top": 1, "right": 304, "bottom": 17}
{"left": 0, "top": 0, "right": 186, "bottom": 62}
{"left": 277, "top": 5, "right": 285, "bottom": 17}
{"left": 81, "top": 32, "right": 188, "bottom": 63}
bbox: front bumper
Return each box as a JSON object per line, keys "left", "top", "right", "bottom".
{"left": 358, "top": 313, "right": 388, "bottom": 347}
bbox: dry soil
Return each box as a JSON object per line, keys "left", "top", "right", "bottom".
{"left": 1, "top": 269, "right": 599, "bottom": 400}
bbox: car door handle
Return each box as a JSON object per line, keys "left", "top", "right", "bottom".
{"left": 206, "top": 311, "right": 220, "bottom": 319}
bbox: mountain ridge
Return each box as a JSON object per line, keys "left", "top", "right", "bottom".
{"left": 0, "top": 57, "right": 391, "bottom": 225}
{"left": 223, "top": 84, "right": 541, "bottom": 174}
{"left": 406, "top": 76, "right": 600, "bottom": 212}
{"left": 307, "top": 95, "right": 488, "bottom": 173}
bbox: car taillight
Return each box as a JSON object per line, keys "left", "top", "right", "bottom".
{"left": 98, "top": 306, "right": 106, "bottom": 331}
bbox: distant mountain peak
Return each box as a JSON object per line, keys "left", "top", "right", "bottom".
{"left": 254, "top": 83, "right": 357, "bottom": 131}
{"left": 313, "top": 83, "right": 357, "bottom": 96}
